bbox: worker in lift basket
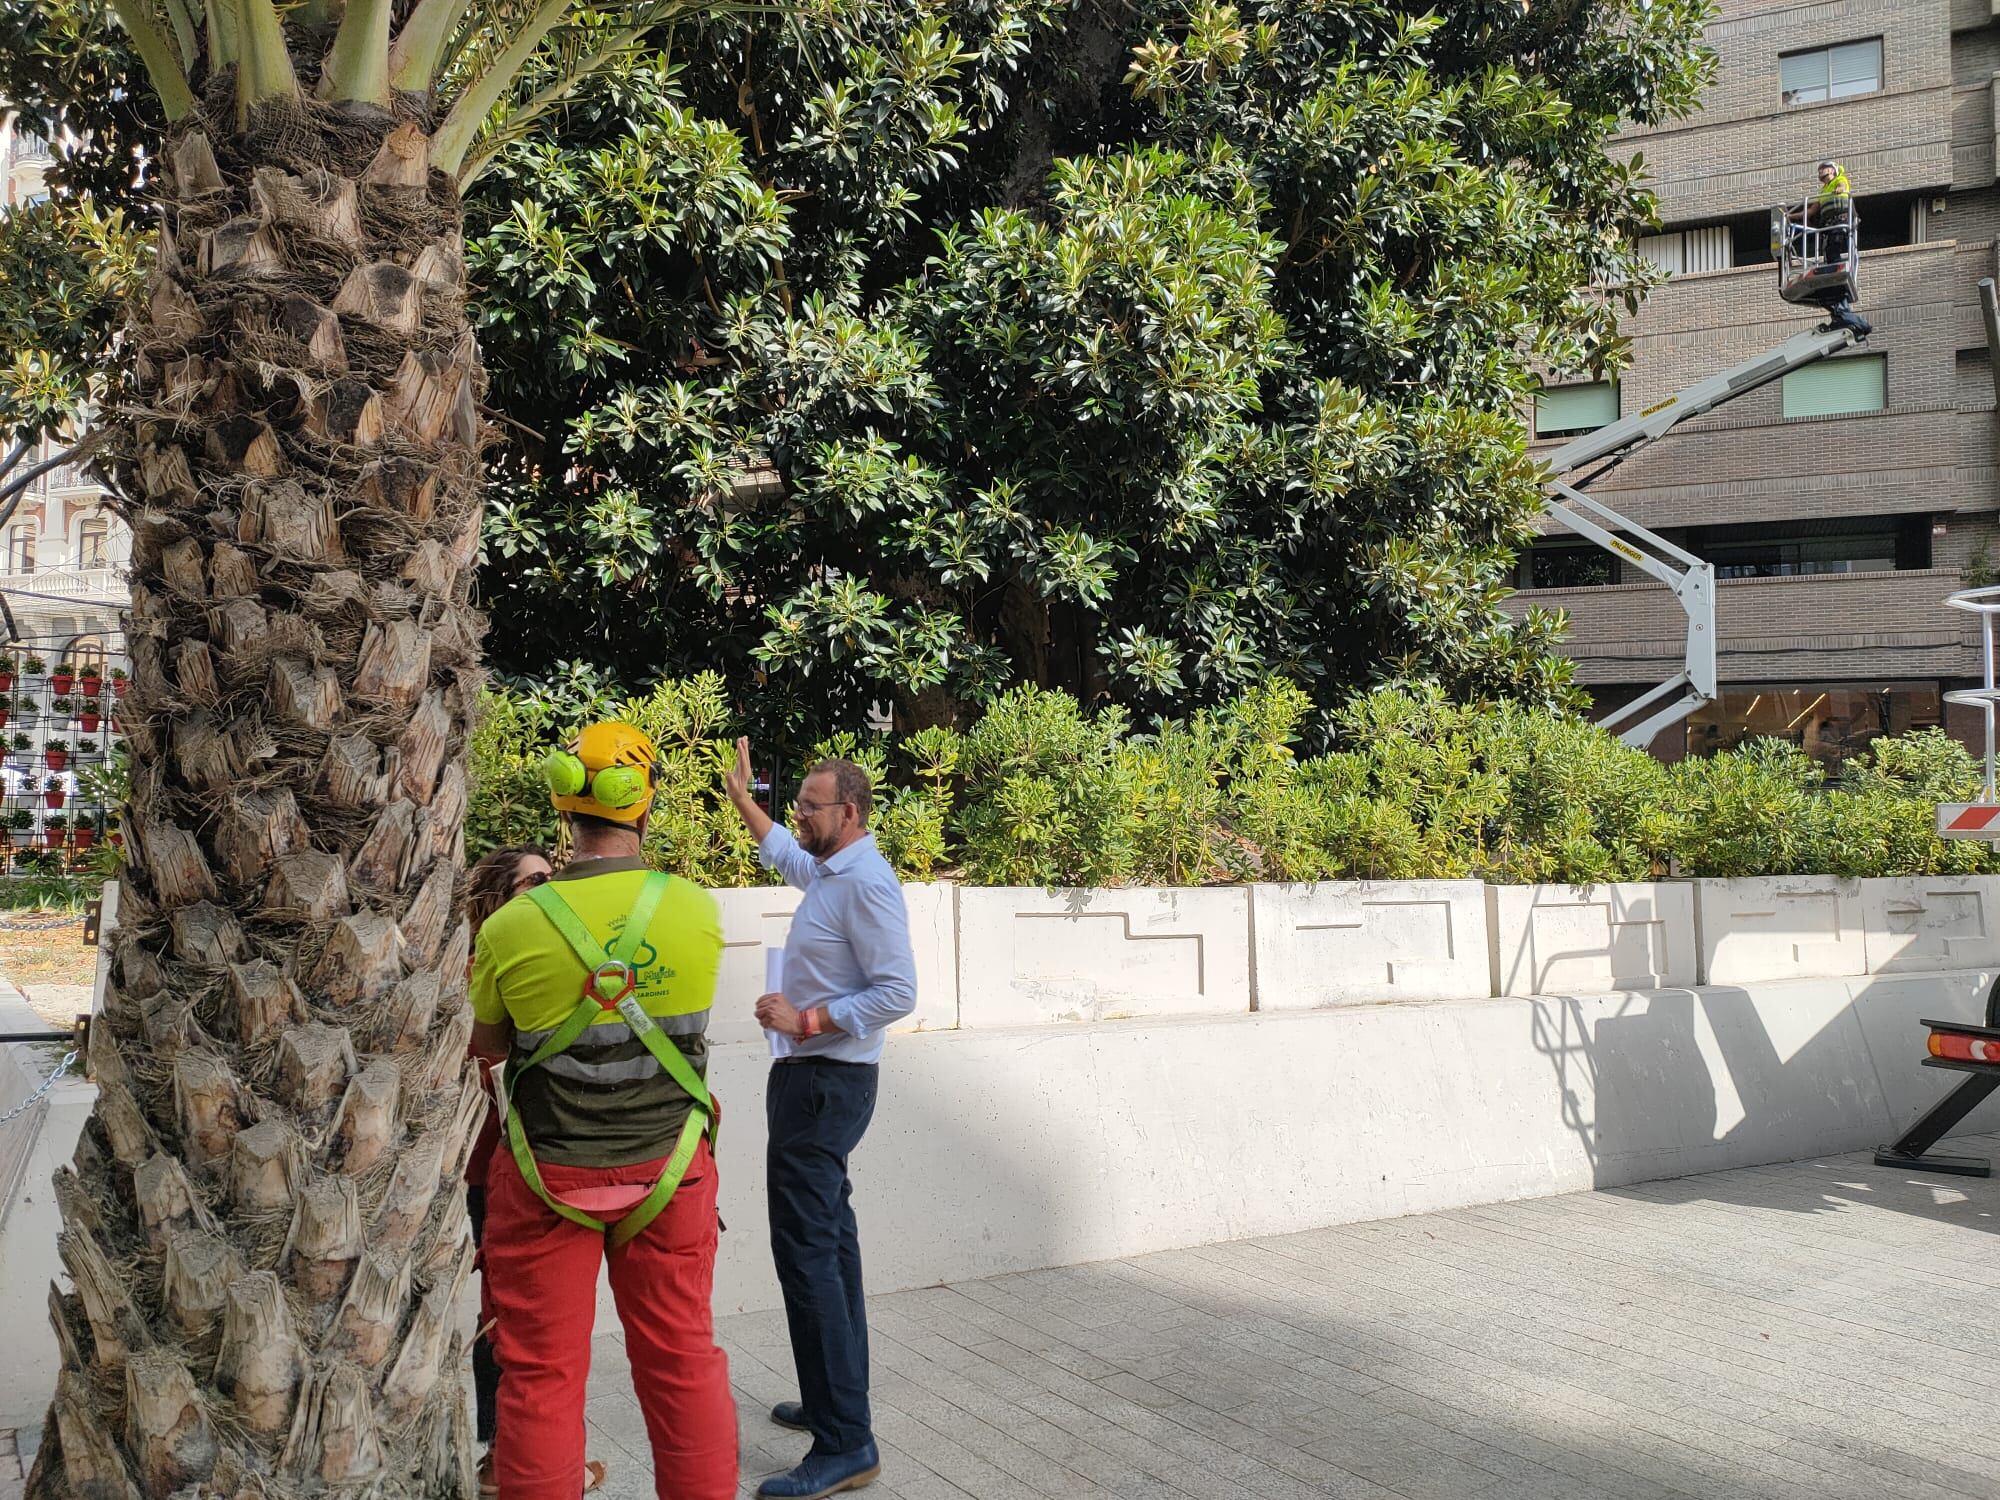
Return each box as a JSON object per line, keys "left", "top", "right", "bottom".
{"left": 1804, "top": 159, "right": 1872, "bottom": 338}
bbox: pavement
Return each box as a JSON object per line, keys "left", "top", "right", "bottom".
{"left": 579, "top": 1134, "right": 2000, "bottom": 1500}
{"left": 5, "top": 1134, "right": 1995, "bottom": 1498}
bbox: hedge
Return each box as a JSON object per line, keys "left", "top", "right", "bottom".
{"left": 467, "top": 675, "right": 2000, "bottom": 887}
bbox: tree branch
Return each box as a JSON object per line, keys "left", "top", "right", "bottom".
{"left": 161, "top": 0, "right": 199, "bottom": 72}
{"left": 0, "top": 436, "right": 100, "bottom": 510}
{"left": 106, "top": 0, "right": 199, "bottom": 121}
{"left": 386, "top": 0, "right": 468, "bottom": 95}
{"left": 430, "top": 0, "right": 576, "bottom": 181}
{"left": 456, "top": 22, "right": 674, "bottom": 187}
{"left": 319, "top": 0, "right": 394, "bottom": 103}
{"left": 235, "top": 0, "right": 302, "bottom": 124}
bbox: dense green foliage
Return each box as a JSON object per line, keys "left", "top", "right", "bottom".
{"left": 471, "top": 678, "right": 1998, "bottom": 886}
{"left": 8, "top": 0, "right": 1719, "bottom": 751}
{"left": 468, "top": 0, "right": 1717, "bottom": 745}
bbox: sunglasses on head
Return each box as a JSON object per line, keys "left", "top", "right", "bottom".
{"left": 514, "top": 870, "right": 551, "bottom": 893}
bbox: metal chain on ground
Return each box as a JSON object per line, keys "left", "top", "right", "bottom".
{"left": 0, "top": 911, "right": 83, "bottom": 933}
{"left": 0, "top": 1047, "right": 78, "bottom": 1127}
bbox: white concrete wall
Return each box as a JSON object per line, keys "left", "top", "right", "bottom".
{"left": 1696, "top": 877, "right": 1868, "bottom": 985}
{"left": 955, "top": 886, "right": 1251, "bottom": 1026}
{"left": 1858, "top": 875, "right": 2000, "bottom": 975}
{"left": 1251, "top": 881, "right": 1488, "bottom": 1009}
{"left": 1489, "top": 882, "right": 1698, "bottom": 996}
{"left": 701, "top": 966, "right": 2000, "bottom": 1313}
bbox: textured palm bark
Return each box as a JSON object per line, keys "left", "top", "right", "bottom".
{"left": 29, "top": 90, "right": 485, "bottom": 1500}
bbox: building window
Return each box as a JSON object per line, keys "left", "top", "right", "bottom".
{"left": 76, "top": 517, "right": 108, "bottom": 569}
{"left": 1781, "top": 354, "right": 1885, "bottom": 418}
{"left": 1534, "top": 381, "right": 1619, "bottom": 439}
{"left": 1780, "top": 40, "right": 1882, "bottom": 106}
{"left": 1526, "top": 547, "right": 1617, "bottom": 590}
{"left": 4, "top": 525, "right": 36, "bottom": 575}
{"left": 67, "top": 635, "right": 107, "bottom": 678}
{"left": 1684, "top": 682, "right": 1938, "bottom": 769}
{"left": 1636, "top": 225, "right": 1734, "bottom": 275}
{"left": 1707, "top": 531, "right": 1898, "bottom": 579}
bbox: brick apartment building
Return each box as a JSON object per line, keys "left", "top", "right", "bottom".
{"left": 0, "top": 111, "right": 129, "bottom": 670}
{"left": 1514, "top": 1, "right": 2000, "bottom": 766}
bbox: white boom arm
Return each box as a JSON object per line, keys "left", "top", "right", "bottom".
{"left": 1540, "top": 325, "right": 1860, "bottom": 748}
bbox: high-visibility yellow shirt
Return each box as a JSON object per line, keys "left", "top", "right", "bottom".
{"left": 471, "top": 855, "right": 722, "bottom": 1166}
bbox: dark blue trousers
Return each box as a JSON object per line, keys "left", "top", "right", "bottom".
{"left": 766, "top": 1058, "right": 879, "bottom": 1456}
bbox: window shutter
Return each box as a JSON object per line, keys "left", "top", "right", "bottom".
{"left": 1684, "top": 226, "right": 1732, "bottom": 273}
{"left": 1535, "top": 382, "right": 1620, "bottom": 437}
{"left": 1782, "top": 355, "right": 1886, "bottom": 418}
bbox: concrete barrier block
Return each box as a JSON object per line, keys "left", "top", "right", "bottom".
{"left": 1859, "top": 876, "right": 2000, "bottom": 974}
{"left": 1696, "top": 877, "right": 1866, "bottom": 985}
{"left": 1489, "top": 882, "right": 1696, "bottom": 996}
{"left": 1251, "top": 881, "right": 1489, "bottom": 1008}
{"left": 91, "top": 878, "right": 118, "bottom": 1018}
{"left": 956, "top": 886, "right": 1251, "bottom": 1026}
{"left": 709, "top": 882, "right": 957, "bottom": 1045}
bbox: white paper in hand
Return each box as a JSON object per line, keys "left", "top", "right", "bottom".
{"left": 764, "top": 947, "right": 792, "bottom": 1059}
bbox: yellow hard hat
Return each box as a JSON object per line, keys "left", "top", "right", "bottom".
{"left": 543, "top": 721, "right": 660, "bottom": 824}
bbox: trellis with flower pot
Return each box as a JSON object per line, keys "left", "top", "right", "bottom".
{"left": 0, "top": 647, "right": 128, "bottom": 872}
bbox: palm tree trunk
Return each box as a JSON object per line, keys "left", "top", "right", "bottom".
{"left": 30, "top": 93, "right": 485, "bottom": 1498}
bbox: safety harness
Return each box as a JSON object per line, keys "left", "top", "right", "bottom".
{"left": 499, "top": 873, "right": 716, "bottom": 1247}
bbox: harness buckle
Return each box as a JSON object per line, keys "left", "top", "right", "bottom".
{"left": 586, "top": 960, "right": 638, "bottom": 1011}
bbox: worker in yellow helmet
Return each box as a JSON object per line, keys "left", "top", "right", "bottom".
{"left": 471, "top": 721, "right": 737, "bottom": 1500}
{"left": 1807, "top": 159, "right": 1871, "bottom": 337}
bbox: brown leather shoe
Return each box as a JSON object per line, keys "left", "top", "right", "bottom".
{"left": 478, "top": 1452, "right": 609, "bottom": 1496}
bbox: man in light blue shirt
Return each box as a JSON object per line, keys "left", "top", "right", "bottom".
{"left": 727, "top": 740, "right": 915, "bottom": 1500}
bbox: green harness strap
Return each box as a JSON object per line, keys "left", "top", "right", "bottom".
{"left": 500, "top": 872, "right": 716, "bottom": 1249}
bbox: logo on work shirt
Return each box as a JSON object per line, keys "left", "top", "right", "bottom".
{"left": 604, "top": 916, "right": 676, "bottom": 983}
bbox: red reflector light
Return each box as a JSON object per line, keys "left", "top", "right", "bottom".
{"left": 1929, "top": 1030, "right": 2000, "bottom": 1064}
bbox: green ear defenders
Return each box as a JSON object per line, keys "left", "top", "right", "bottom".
{"left": 542, "top": 750, "right": 654, "bottom": 810}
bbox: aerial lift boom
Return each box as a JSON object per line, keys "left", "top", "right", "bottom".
{"left": 1540, "top": 323, "right": 1861, "bottom": 748}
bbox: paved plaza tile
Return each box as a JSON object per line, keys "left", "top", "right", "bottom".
{"left": 581, "top": 1135, "right": 2000, "bottom": 1500}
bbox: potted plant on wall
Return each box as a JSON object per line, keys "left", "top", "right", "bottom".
{"left": 50, "top": 695, "right": 74, "bottom": 719}
{"left": 42, "top": 812, "right": 66, "bottom": 848}
{"left": 77, "top": 699, "right": 101, "bottom": 734}
{"left": 10, "top": 731, "right": 30, "bottom": 757}
{"left": 109, "top": 665, "right": 127, "bottom": 697}
{"left": 0, "top": 657, "right": 15, "bottom": 694}
{"left": 77, "top": 665, "right": 102, "bottom": 697}
{"left": 74, "top": 737, "right": 98, "bottom": 758}
{"left": 72, "top": 817, "right": 98, "bottom": 851}
{"left": 44, "top": 739, "right": 68, "bottom": 771}
{"left": 48, "top": 660, "right": 74, "bottom": 695}
{"left": 22, "top": 655, "right": 45, "bottom": 680}
{"left": 9, "top": 808, "right": 32, "bottom": 847}
{"left": 43, "top": 776, "right": 65, "bottom": 810}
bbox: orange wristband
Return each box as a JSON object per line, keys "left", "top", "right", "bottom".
{"left": 800, "top": 1006, "right": 823, "bottom": 1039}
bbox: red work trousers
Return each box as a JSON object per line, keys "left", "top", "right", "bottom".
{"left": 483, "top": 1137, "right": 738, "bottom": 1500}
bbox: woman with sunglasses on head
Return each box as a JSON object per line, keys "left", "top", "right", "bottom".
{"left": 465, "top": 846, "right": 608, "bottom": 1497}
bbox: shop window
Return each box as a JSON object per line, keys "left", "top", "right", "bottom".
{"left": 1684, "top": 682, "right": 1939, "bottom": 768}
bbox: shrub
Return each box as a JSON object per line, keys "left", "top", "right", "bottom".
{"left": 466, "top": 675, "right": 2000, "bottom": 886}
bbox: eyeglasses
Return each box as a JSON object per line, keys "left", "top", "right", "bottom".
{"left": 794, "top": 799, "right": 854, "bottom": 818}
{"left": 513, "top": 870, "right": 551, "bottom": 894}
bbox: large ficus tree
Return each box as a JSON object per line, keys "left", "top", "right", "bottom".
{"left": 471, "top": 0, "right": 1715, "bottom": 745}
{"left": 15, "top": 0, "right": 720, "bottom": 1493}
